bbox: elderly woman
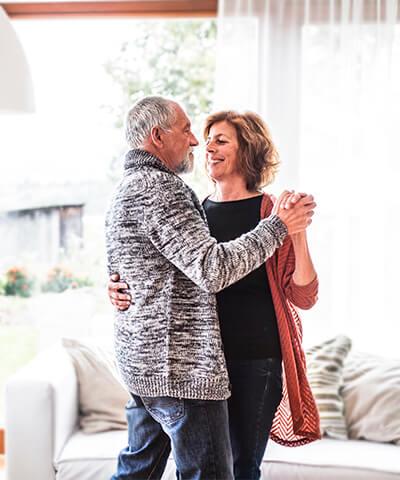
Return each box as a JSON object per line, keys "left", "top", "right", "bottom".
{"left": 109, "top": 110, "right": 320, "bottom": 480}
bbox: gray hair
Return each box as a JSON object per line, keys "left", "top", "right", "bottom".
{"left": 125, "top": 96, "right": 177, "bottom": 148}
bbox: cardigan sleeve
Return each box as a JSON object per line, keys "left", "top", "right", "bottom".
{"left": 261, "top": 194, "right": 319, "bottom": 310}
{"left": 286, "top": 274, "right": 319, "bottom": 310}
{"left": 278, "top": 238, "right": 319, "bottom": 310}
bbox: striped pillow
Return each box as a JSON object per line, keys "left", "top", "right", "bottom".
{"left": 343, "top": 352, "right": 400, "bottom": 444}
{"left": 306, "top": 335, "right": 352, "bottom": 439}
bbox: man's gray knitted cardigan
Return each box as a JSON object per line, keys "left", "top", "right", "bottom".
{"left": 105, "top": 149, "right": 288, "bottom": 400}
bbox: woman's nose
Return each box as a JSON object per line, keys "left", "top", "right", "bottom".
{"left": 206, "top": 142, "right": 215, "bottom": 152}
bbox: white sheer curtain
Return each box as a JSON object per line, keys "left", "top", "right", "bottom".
{"left": 214, "top": 0, "right": 400, "bottom": 356}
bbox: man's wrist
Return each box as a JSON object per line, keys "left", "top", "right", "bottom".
{"left": 266, "top": 214, "right": 288, "bottom": 244}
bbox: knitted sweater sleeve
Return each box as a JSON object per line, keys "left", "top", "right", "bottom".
{"left": 143, "top": 179, "right": 288, "bottom": 293}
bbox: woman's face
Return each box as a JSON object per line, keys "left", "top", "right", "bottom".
{"left": 205, "top": 121, "right": 240, "bottom": 182}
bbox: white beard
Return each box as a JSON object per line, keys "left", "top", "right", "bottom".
{"left": 176, "top": 151, "right": 194, "bottom": 174}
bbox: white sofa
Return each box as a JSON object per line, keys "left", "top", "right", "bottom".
{"left": 5, "top": 345, "right": 400, "bottom": 480}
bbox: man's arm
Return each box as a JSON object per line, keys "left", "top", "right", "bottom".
{"left": 108, "top": 188, "right": 315, "bottom": 310}
{"left": 139, "top": 180, "right": 313, "bottom": 293}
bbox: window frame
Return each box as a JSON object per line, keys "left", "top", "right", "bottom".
{"left": 2, "top": 0, "right": 217, "bottom": 19}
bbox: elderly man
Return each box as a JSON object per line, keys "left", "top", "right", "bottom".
{"left": 105, "top": 96, "right": 314, "bottom": 480}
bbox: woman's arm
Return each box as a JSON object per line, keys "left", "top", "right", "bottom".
{"left": 279, "top": 234, "right": 318, "bottom": 310}
{"left": 290, "top": 231, "right": 317, "bottom": 286}
{"left": 277, "top": 193, "right": 319, "bottom": 309}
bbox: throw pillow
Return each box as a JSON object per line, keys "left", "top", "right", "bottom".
{"left": 306, "top": 335, "right": 352, "bottom": 439}
{"left": 62, "top": 338, "right": 130, "bottom": 433}
{"left": 343, "top": 351, "right": 400, "bottom": 444}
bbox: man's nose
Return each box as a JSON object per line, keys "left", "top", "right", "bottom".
{"left": 190, "top": 133, "right": 199, "bottom": 146}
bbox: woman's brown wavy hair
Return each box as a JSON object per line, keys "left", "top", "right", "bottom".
{"left": 203, "top": 111, "right": 280, "bottom": 191}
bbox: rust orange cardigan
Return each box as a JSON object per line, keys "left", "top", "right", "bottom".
{"left": 261, "top": 194, "right": 321, "bottom": 446}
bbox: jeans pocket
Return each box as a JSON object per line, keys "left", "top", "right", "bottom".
{"left": 268, "top": 362, "right": 283, "bottom": 394}
{"left": 142, "top": 396, "right": 184, "bottom": 426}
{"left": 270, "top": 368, "right": 283, "bottom": 408}
{"left": 125, "top": 399, "right": 137, "bottom": 410}
{"left": 125, "top": 393, "right": 144, "bottom": 409}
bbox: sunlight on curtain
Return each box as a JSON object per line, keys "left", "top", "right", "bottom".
{"left": 215, "top": 0, "right": 305, "bottom": 189}
{"left": 215, "top": 0, "right": 400, "bottom": 356}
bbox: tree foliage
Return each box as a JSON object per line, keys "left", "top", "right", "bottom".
{"left": 104, "top": 19, "right": 217, "bottom": 134}
{"left": 103, "top": 19, "right": 216, "bottom": 194}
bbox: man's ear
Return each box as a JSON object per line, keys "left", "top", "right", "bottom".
{"left": 150, "top": 126, "right": 164, "bottom": 148}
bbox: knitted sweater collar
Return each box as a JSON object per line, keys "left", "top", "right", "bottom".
{"left": 124, "top": 149, "right": 175, "bottom": 176}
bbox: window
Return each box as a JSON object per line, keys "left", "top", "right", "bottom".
{"left": 0, "top": 15, "right": 216, "bottom": 423}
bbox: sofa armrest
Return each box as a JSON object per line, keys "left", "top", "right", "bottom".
{"left": 5, "top": 344, "right": 79, "bottom": 480}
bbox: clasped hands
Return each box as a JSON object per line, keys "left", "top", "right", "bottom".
{"left": 271, "top": 190, "right": 316, "bottom": 236}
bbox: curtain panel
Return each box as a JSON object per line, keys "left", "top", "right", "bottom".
{"left": 215, "top": 0, "right": 400, "bottom": 355}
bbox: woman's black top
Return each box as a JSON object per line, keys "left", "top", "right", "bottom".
{"left": 203, "top": 195, "right": 282, "bottom": 361}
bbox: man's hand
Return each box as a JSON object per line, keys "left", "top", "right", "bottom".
{"left": 272, "top": 190, "right": 315, "bottom": 235}
{"left": 108, "top": 273, "right": 132, "bottom": 311}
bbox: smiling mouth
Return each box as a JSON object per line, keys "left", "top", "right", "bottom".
{"left": 208, "top": 159, "right": 224, "bottom": 164}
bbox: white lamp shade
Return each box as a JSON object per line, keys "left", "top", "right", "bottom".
{"left": 0, "top": 6, "right": 35, "bottom": 113}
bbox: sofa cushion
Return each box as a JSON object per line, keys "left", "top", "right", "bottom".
{"left": 55, "top": 431, "right": 400, "bottom": 480}
{"left": 306, "top": 335, "right": 352, "bottom": 439}
{"left": 343, "top": 351, "right": 400, "bottom": 444}
{"left": 55, "top": 430, "right": 177, "bottom": 480}
{"left": 62, "top": 338, "right": 129, "bottom": 433}
{"left": 263, "top": 438, "right": 400, "bottom": 479}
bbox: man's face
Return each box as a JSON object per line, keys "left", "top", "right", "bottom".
{"left": 162, "top": 104, "right": 199, "bottom": 174}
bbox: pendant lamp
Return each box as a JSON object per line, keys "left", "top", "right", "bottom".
{"left": 0, "top": 6, "right": 35, "bottom": 113}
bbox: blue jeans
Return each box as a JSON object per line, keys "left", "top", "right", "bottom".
{"left": 227, "top": 358, "right": 283, "bottom": 480}
{"left": 111, "top": 395, "right": 234, "bottom": 480}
